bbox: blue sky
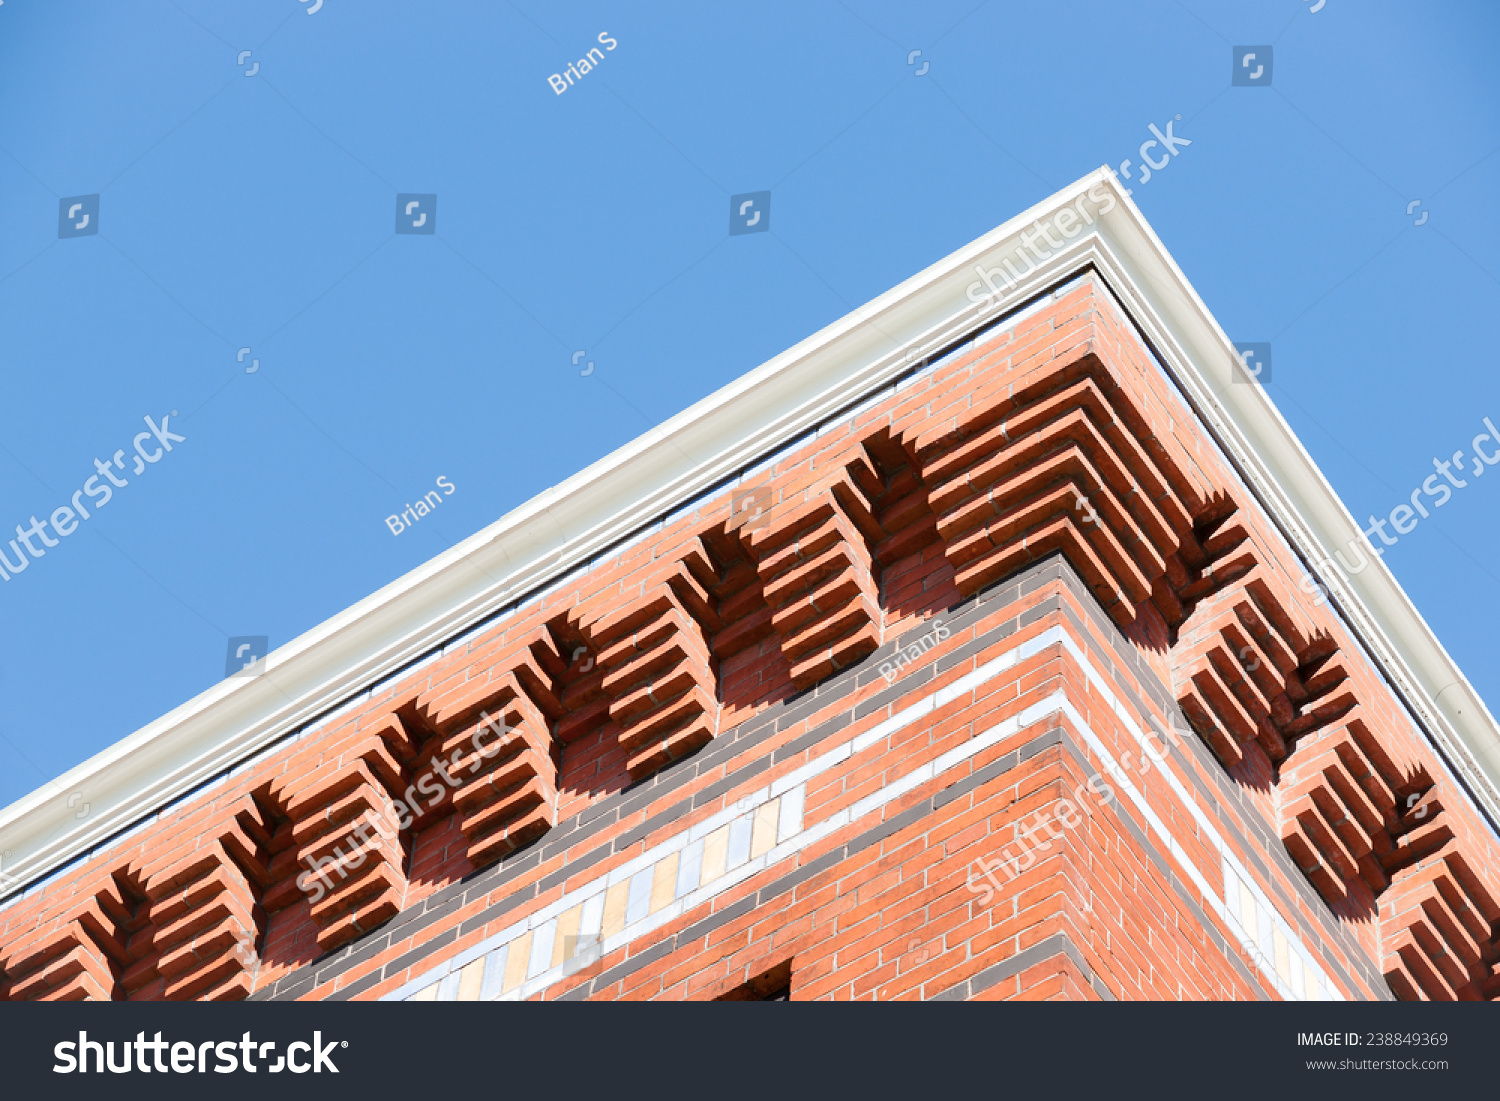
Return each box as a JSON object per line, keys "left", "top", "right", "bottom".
{"left": 0, "top": 0, "right": 1496, "bottom": 810}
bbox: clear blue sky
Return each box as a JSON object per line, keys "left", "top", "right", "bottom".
{"left": 0, "top": 0, "right": 1496, "bottom": 810}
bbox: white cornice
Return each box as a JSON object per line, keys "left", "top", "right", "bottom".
{"left": 3, "top": 169, "right": 1496, "bottom": 903}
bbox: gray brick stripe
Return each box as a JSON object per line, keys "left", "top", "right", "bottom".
{"left": 932, "top": 932, "right": 1115, "bottom": 1002}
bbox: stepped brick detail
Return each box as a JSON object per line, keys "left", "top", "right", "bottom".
{"left": 1175, "top": 573, "right": 1356, "bottom": 771}
{"left": 689, "top": 526, "right": 777, "bottom": 668}
{"left": 414, "top": 626, "right": 565, "bottom": 867}
{"left": 1276, "top": 713, "right": 1414, "bottom": 906}
{"left": 1152, "top": 499, "right": 1255, "bottom": 636}
{"left": 263, "top": 715, "right": 419, "bottom": 953}
{"left": 122, "top": 802, "right": 272, "bottom": 1001}
{"left": 1381, "top": 834, "right": 1500, "bottom": 1001}
{"left": 0, "top": 874, "right": 142, "bottom": 1001}
{"left": 910, "top": 362, "right": 1193, "bottom": 630}
{"left": 552, "top": 615, "right": 613, "bottom": 751}
{"left": 1167, "top": 524, "right": 1500, "bottom": 999}
{"left": 589, "top": 560, "right": 723, "bottom": 779}
{"left": 750, "top": 470, "right": 884, "bottom": 689}
{"left": 841, "top": 431, "right": 944, "bottom": 616}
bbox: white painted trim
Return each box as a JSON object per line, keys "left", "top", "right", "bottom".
{"left": 2, "top": 168, "right": 1495, "bottom": 902}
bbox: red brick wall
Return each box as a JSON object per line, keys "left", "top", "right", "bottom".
{"left": 3, "top": 272, "right": 1495, "bottom": 1002}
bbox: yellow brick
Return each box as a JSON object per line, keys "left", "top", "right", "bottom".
{"left": 504, "top": 931, "right": 532, "bottom": 994}
{"left": 456, "top": 956, "right": 485, "bottom": 1001}
{"left": 651, "top": 853, "right": 679, "bottom": 913}
{"left": 701, "top": 825, "right": 730, "bottom": 882}
{"left": 553, "top": 905, "right": 583, "bottom": 967}
{"left": 751, "top": 800, "right": 779, "bottom": 858}
{"left": 601, "top": 879, "right": 630, "bottom": 939}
